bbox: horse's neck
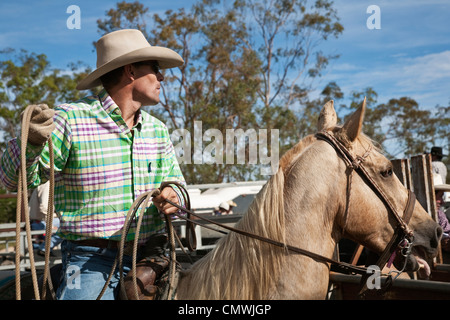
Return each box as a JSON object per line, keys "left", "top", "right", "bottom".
{"left": 262, "top": 190, "right": 337, "bottom": 298}
{"left": 271, "top": 145, "right": 343, "bottom": 298}
{"left": 176, "top": 172, "right": 288, "bottom": 299}
{"left": 176, "top": 173, "right": 339, "bottom": 300}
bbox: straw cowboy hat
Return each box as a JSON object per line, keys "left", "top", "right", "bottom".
{"left": 433, "top": 173, "right": 450, "bottom": 192}
{"left": 76, "top": 29, "right": 184, "bottom": 90}
{"left": 219, "top": 202, "right": 230, "bottom": 211}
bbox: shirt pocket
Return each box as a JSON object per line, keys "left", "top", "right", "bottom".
{"left": 148, "top": 159, "right": 164, "bottom": 185}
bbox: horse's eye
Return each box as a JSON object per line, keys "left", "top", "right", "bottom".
{"left": 381, "top": 168, "right": 393, "bottom": 178}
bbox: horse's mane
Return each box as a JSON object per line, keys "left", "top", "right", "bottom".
{"left": 279, "top": 134, "right": 317, "bottom": 174}
{"left": 178, "top": 134, "right": 317, "bottom": 299}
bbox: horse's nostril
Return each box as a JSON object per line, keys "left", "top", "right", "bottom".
{"left": 431, "top": 226, "right": 443, "bottom": 249}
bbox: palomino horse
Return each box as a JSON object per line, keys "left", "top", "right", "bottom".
{"left": 175, "top": 100, "right": 442, "bottom": 299}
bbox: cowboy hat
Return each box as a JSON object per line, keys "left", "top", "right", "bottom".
{"left": 431, "top": 146, "right": 446, "bottom": 158}
{"left": 433, "top": 173, "right": 450, "bottom": 192}
{"left": 219, "top": 202, "right": 230, "bottom": 211}
{"left": 227, "top": 200, "right": 237, "bottom": 207}
{"left": 76, "top": 29, "right": 184, "bottom": 90}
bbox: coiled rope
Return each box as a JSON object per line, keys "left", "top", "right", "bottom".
{"left": 15, "top": 104, "right": 56, "bottom": 300}
{"left": 98, "top": 182, "right": 189, "bottom": 300}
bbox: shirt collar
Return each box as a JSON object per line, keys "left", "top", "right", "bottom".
{"left": 98, "top": 88, "right": 143, "bottom": 130}
{"left": 98, "top": 88, "right": 119, "bottom": 114}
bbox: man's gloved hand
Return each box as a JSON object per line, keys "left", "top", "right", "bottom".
{"left": 24, "top": 104, "right": 55, "bottom": 146}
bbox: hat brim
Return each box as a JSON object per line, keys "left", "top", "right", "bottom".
{"left": 435, "top": 184, "right": 450, "bottom": 192}
{"left": 432, "top": 153, "right": 446, "bottom": 158}
{"left": 76, "top": 46, "right": 184, "bottom": 90}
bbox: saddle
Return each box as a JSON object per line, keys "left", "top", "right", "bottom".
{"left": 120, "top": 233, "right": 181, "bottom": 300}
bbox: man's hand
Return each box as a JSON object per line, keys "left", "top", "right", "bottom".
{"left": 152, "top": 187, "right": 180, "bottom": 215}
{"left": 25, "top": 104, "right": 55, "bottom": 146}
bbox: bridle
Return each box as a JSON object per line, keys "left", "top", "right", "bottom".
{"left": 147, "top": 130, "right": 417, "bottom": 298}
{"left": 315, "top": 130, "right": 416, "bottom": 297}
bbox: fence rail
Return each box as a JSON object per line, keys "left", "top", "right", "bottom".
{"left": 0, "top": 223, "right": 62, "bottom": 271}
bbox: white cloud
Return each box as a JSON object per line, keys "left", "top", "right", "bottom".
{"left": 396, "top": 51, "right": 450, "bottom": 88}
{"left": 324, "top": 50, "right": 450, "bottom": 109}
{"left": 315, "top": 1, "right": 450, "bottom": 109}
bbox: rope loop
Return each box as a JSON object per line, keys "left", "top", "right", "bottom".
{"left": 15, "top": 104, "right": 56, "bottom": 300}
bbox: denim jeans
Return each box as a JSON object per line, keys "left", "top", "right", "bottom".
{"left": 56, "top": 240, "right": 137, "bottom": 300}
{"left": 31, "top": 219, "right": 63, "bottom": 252}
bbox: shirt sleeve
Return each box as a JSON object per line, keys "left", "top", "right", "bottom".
{"left": 0, "top": 136, "right": 46, "bottom": 191}
{"left": 162, "top": 126, "right": 188, "bottom": 214}
{"left": 0, "top": 107, "right": 72, "bottom": 191}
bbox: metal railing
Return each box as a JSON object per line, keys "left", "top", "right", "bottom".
{"left": 0, "top": 223, "right": 61, "bottom": 271}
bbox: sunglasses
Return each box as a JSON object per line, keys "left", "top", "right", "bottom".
{"left": 149, "top": 61, "right": 160, "bottom": 74}
{"left": 133, "top": 61, "right": 161, "bottom": 74}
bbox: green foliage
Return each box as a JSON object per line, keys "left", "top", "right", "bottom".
{"left": 0, "top": 188, "right": 17, "bottom": 223}
{"left": 377, "top": 97, "right": 446, "bottom": 158}
{"left": 0, "top": 49, "right": 92, "bottom": 148}
{"left": 97, "top": 1, "right": 149, "bottom": 37}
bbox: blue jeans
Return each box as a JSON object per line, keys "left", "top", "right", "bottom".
{"left": 56, "top": 240, "right": 137, "bottom": 300}
{"left": 31, "top": 219, "right": 63, "bottom": 252}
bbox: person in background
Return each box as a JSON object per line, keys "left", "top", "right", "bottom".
{"left": 214, "top": 202, "right": 230, "bottom": 215}
{"left": 431, "top": 146, "right": 447, "bottom": 183}
{"left": 434, "top": 174, "right": 450, "bottom": 252}
{"left": 29, "top": 181, "right": 62, "bottom": 256}
{"left": 227, "top": 200, "right": 237, "bottom": 214}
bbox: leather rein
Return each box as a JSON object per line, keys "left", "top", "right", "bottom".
{"left": 159, "top": 130, "right": 416, "bottom": 296}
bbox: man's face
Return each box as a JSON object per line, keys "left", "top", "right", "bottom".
{"left": 131, "top": 61, "right": 164, "bottom": 106}
{"left": 436, "top": 190, "right": 444, "bottom": 208}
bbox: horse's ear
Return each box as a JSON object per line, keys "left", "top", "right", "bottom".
{"left": 342, "top": 97, "right": 366, "bottom": 142}
{"left": 317, "top": 100, "right": 337, "bottom": 131}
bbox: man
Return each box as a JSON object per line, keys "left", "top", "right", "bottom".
{"left": 434, "top": 174, "right": 450, "bottom": 252}
{"left": 0, "top": 29, "right": 186, "bottom": 299}
{"left": 29, "top": 181, "right": 63, "bottom": 256}
{"left": 431, "top": 146, "right": 447, "bottom": 184}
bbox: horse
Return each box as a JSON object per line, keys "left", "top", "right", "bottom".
{"left": 174, "top": 99, "right": 442, "bottom": 299}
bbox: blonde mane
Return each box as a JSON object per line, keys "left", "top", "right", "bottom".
{"left": 177, "top": 136, "right": 316, "bottom": 299}
{"left": 279, "top": 134, "right": 317, "bottom": 174}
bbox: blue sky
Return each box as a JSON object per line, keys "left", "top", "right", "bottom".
{"left": 0, "top": 1, "right": 449, "bottom": 115}
{"left": 320, "top": 0, "right": 450, "bottom": 112}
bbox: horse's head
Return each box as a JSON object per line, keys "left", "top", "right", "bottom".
{"left": 317, "top": 99, "right": 442, "bottom": 276}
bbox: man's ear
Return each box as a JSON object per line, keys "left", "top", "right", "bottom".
{"left": 123, "top": 64, "right": 135, "bottom": 80}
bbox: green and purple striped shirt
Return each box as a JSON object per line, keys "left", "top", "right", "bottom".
{"left": 0, "top": 89, "right": 185, "bottom": 242}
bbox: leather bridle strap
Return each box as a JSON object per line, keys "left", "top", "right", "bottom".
{"left": 377, "top": 190, "right": 416, "bottom": 270}
{"left": 358, "top": 190, "right": 415, "bottom": 298}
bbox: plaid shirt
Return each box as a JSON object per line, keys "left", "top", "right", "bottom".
{"left": 0, "top": 89, "right": 185, "bottom": 242}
